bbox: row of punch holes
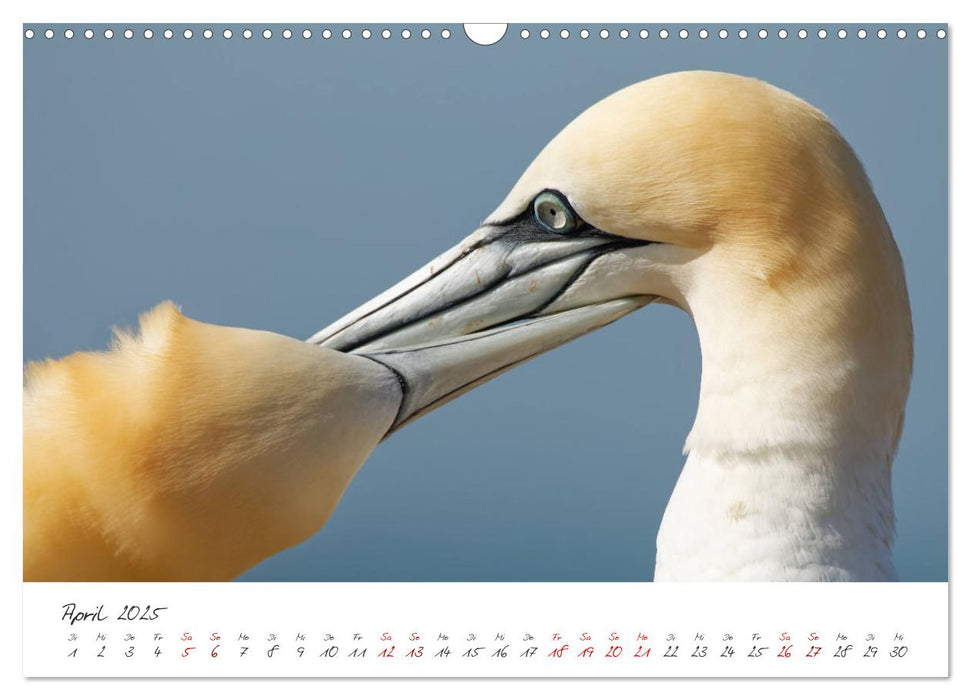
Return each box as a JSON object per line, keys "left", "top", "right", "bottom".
{"left": 23, "top": 25, "right": 948, "bottom": 42}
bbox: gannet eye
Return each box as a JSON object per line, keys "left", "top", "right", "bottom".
{"left": 533, "top": 191, "right": 580, "bottom": 234}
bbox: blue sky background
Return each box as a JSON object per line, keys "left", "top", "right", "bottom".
{"left": 24, "top": 24, "right": 947, "bottom": 581}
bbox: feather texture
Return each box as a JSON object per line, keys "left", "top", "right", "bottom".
{"left": 24, "top": 302, "right": 401, "bottom": 581}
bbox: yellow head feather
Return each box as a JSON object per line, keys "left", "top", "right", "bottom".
{"left": 24, "top": 302, "right": 400, "bottom": 581}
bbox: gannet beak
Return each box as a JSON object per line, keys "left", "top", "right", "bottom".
{"left": 309, "top": 224, "right": 653, "bottom": 432}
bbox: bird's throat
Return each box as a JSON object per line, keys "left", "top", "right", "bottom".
{"left": 655, "top": 260, "right": 909, "bottom": 582}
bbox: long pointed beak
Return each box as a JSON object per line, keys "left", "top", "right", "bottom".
{"left": 310, "top": 225, "right": 652, "bottom": 433}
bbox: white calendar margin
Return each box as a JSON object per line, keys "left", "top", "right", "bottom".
{"left": 23, "top": 582, "right": 947, "bottom": 678}
{"left": 7, "top": 0, "right": 960, "bottom": 695}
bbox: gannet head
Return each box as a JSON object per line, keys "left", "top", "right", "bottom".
{"left": 312, "top": 71, "right": 913, "bottom": 443}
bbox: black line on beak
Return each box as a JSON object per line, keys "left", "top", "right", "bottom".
{"left": 318, "top": 205, "right": 652, "bottom": 353}
{"left": 337, "top": 240, "right": 627, "bottom": 353}
{"left": 313, "top": 226, "right": 509, "bottom": 347}
{"left": 473, "top": 240, "right": 653, "bottom": 336}
{"left": 359, "top": 354, "right": 411, "bottom": 428}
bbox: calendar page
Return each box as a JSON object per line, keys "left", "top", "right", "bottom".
{"left": 21, "top": 17, "right": 949, "bottom": 680}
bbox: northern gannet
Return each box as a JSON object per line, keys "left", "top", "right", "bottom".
{"left": 24, "top": 71, "right": 912, "bottom": 582}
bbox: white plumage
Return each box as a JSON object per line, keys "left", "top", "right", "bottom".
{"left": 25, "top": 71, "right": 912, "bottom": 582}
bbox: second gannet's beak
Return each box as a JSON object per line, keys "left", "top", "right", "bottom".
{"left": 309, "top": 210, "right": 654, "bottom": 433}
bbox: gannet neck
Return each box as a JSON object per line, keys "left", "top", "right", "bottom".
{"left": 656, "top": 208, "right": 912, "bottom": 581}
{"left": 656, "top": 444, "right": 897, "bottom": 581}
{"left": 656, "top": 289, "right": 904, "bottom": 581}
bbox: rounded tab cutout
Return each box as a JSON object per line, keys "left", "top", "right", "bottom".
{"left": 464, "top": 23, "right": 507, "bottom": 46}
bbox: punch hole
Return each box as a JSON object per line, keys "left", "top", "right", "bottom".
{"left": 421, "top": 29, "right": 430, "bottom": 39}
{"left": 699, "top": 29, "right": 709, "bottom": 39}
{"left": 600, "top": 29, "right": 610, "bottom": 39}
{"left": 738, "top": 29, "right": 748, "bottom": 39}
{"left": 283, "top": 29, "right": 293, "bottom": 39}
{"left": 917, "top": 29, "right": 927, "bottom": 39}
{"left": 442, "top": 29, "right": 451, "bottom": 39}
{"left": 778, "top": 29, "right": 788, "bottom": 39}
{"left": 184, "top": 29, "right": 193, "bottom": 39}
{"left": 85, "top": 29, "right": 95, "bottom": 39}
{"left": 858, "top": 29, "right": 867, "bottom": 39}
{"left": 364, "top": 29, "right": 373, "bottom": 39}
{"left": 124, "top": 29, "right": 134, "bottom": 39}
{"left": 263, "top": 29, "right": 272, "bottom": 39}
{"left": 24, "top": 28, "right": 34, "bottom": 39}
{"left": 143, "top": 29, "right": 153, "bottom": 39}
{"left": 223, "top": 29, "right": 233, "bottom": 39}
{"left": 302, "top": 29, "right": 311, "bottom": 39}
{"left": 817, "top": 29, "right": 827, "bottom": 39}
{"left": 383, "top": 29, "right": 392, "bottom": 39}
{"left": 560, "top": 29, "right": 569, "bottom": 39}
{"left": 758, "top": 29, "right": 768, "bottom": 39}
{"left": 342, "top": 29, "right": 351, "bottom": 39}
{"left": 44, "top": 28, "right": 53, "bottom": 39}
{"left": 620, "top": 29, "right": 630, "bottom": 39}
{"left": 244, "top": 29, "right": 254, "bottom": 39}
{"left": 937, "top": 29, "right": 947, "bottom": 39}
{"left": 322, "top": 29, "right": 332, "bottom": 39}
{"left": 897, "top": 29, "right": 907, "bottom": 39}
{"left": 401, "top": 29, "right": 411, "bottom": 39}
{"left": 203, "top": 29, "right": 213, "bottom": 39}
{"left": 877, "top": 29, "right": 887, "bottom": 39}
{"left": 838, "top": 29, "right": 847, "bottom": 39}
{"left": 718, "top": 29, "right": 728, "bottom": 39}
{"left": 64, "top": 29, "right": 74, "bottom": 39}
{"left": 679, "top": 29, "right": 688, "bottom": 39}
{"left": 580, "top": 29, "right": 590, "bottom": 39}
{"left": 799, "top": 29, "right": 808, "bottom": 39}
{"left": 163, "top": 29, "right": 173, "bottom": 39}
{"left": 463, "top": 23, "right": 507, "bottom": 46}
{"left": 540, "top": 29, "right": 550, "bottom": 39}
{"left": 520, "top": 29, "right": 529, "bottom": 39}
{"left": 105, "top": 29, "right": 114, "bottom": 39}
{"left": 658, "top": 29, "right": 668, "bottom": 39}
{"left": 640, "top": 29, "right": 650, "bottom": 39}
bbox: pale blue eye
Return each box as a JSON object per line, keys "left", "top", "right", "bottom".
{"left": 533, "top": 191, "right": 579, "bottom": 233}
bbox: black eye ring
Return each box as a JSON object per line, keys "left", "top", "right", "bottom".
{"left": 533, "top": 191, "right": 580, "bottom": 234}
